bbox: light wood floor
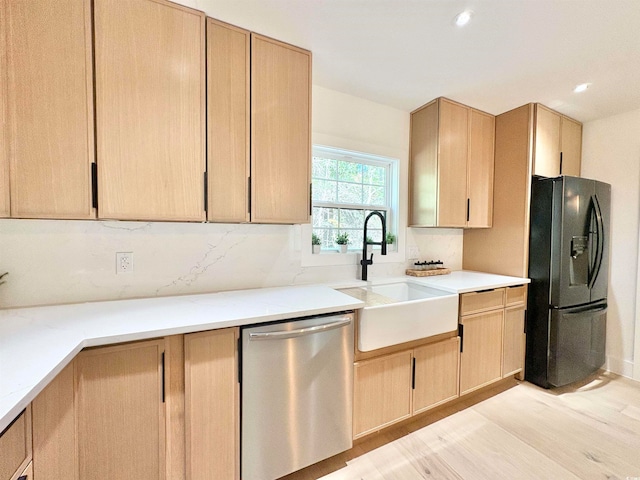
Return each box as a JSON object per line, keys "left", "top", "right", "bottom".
{"left": 283, "top": 372, "right": 640, "bottom": 480}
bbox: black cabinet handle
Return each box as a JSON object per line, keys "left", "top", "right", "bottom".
{"left": 458, "top": 324, "right": 464, "bottom": 353}
{"left": 411, "top": 357, "right": 416, "bottom": 390}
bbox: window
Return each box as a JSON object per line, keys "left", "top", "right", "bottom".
{"left": 312, "top": 146, "right": 396, "bottom": 251}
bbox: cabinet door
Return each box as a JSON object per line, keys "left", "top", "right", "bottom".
{"left": 353, "top": 351, "right": 412, "bottom": 439}
{"left": 0, "top": 408, "right": 31, "bottom": 480}
{"left": 0, "top": 6, "right": 8, "bottom": 218}
{"left": 207, "top": 19, "right": 250, "bottom": 223}
{"left": 76, "top": 340, "right": 165, "bottom": 480}
{"left": 409, "top": 101, "right": 438, "bottom": 227}
{"left": 413, "top": 337, "right": 460, "bottom": 415}
{"left": 251, "top": 34, "right": 310, "bottom": 224}
{"left": 560, "top": 116, "right": 582, "bottom": 176}
{"left": 95, "top": 0, "right": 205, "bottom": 221}
{"left": 467, "top": 110, "right": 495, "bottom": 228}
{"left": 503, "top": 306, "right": 526, "bottom": 377}
{"left": 5, "top": 0, "right": 95, "bottom": 219}
{"left": 459, "top": 310, "right": 504, "bottom": 395}
{"left": 185, "top": 328, "right": 239, "bottom": 480}
{"left": 32, "top": 362, "right": 76, "bottom": 480}
{"left": 437, "top": 99, "right": 468, "bottom": 227}
{"left": 18, "top": 461, "right": 33, "bottom": 480}
{"left": 533, "top": 105, "right": 561, "bottom": 177}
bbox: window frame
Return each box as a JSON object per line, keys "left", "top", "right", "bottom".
{"left": 311, "top": 145, "right": 396, "bottom": 252}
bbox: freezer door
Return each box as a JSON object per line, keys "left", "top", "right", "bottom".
{"left": 550, "top": 176, "right": 595, "bottom": 308}
{"left": 589, "top": 181, "right": 611, "bottom": 302}
{"left": 548, "top": 303, "right": 606, "bottom": 387}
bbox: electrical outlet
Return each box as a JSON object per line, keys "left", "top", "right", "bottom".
{"left": 408, "top": 246, "right": 420, "bottom": 258}
{"left": 116, "top": 252, "right": 133, "bottom": 274}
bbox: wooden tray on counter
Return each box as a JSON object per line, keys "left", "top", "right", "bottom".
{"left": 405, "top": 267, "right": 451, "bottom": 277}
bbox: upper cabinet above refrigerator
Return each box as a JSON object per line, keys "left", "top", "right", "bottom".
{"left": 533, "top": 104, "right": 582, "bottom": 178}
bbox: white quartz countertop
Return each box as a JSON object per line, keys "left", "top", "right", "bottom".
{"left": 329, "top": 270, "right": 529, "bottom": 294}
{"left": 406, "top": 270, "right": 530, "bottom": 293}
{"left": 0, "top": 285, "right": 363, "bottom": 433}
{"left": 0, "top": 270, "right": 528, "bottom": 433}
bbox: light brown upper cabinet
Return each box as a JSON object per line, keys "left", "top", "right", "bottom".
{"left": 94, "top": 0, "right": 206, "bottom": 221}
{"left": 251, "top": 34, "right": 311, "bottom": 224}
{"left": 409, "top": 97, "right": 495, "bottom": 228}
{"left": 463, "top": 103, "right": 582, "bottom": 277}
{"left": 533, "top": 104, "right": 582, "bottom": 177}
{"left": 207, "top": 20, "right": 250, "bottom": 223}
{"left": 3, "top": 0, "right": 95, "bottom": 219}
{"left": 0, "top": 8, "right": 8, "bottom": 218}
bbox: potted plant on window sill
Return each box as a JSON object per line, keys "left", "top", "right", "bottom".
{"left": 385, "top": 232, "right": 396, "bottom": 252}
{"left": 312, "top": 233, "right": 322, "bottom": 254}
{"left": 335, "top": 232, "right": 350, "bottom": 253}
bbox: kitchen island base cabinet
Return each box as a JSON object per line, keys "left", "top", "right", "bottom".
{"left": 76, "top": 339, "right": 166, "bottom": 480}
{"left": 185, "top": 328, "right": 239, "bottom": 480}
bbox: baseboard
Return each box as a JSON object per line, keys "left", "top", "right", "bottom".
{"left": 604, "top": 355, "right": 634, "bottom": 379}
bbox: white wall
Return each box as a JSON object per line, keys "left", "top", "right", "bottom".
{"left": 0, "top": 87, "right": 462, "bottom": 309}
{"left": 582, "top": 107, "right": 640, "bottom": 378}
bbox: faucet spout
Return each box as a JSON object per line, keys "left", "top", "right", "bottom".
{"left": 361, "top": 211, "right": 387, "bottom": 281}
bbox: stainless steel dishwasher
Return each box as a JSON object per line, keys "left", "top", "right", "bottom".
{"left": 241, "top": 311, "right": 354, "bottom": 480}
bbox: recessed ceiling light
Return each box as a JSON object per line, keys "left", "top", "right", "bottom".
{"left": 574, "top": 83, "right": 591, "bottom": 93}
{"left": 454, "top": 10, "right": 473, "bottom": 27}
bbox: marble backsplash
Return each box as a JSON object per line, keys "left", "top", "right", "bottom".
{"left": 0, "top": 219, "right": 462, "bottom": 309}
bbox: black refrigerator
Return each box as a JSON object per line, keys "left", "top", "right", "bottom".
{"left": 526, "top": 175, "right": 610, "bottom": 388}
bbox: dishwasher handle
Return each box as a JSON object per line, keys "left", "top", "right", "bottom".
{"left": 248, "top": 316, "right": 352, "bottom": 341}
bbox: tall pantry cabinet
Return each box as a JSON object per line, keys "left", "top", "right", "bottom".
{"left": 2, "top": 0, "right": 95, "bottom": 219}
{"left": 463, "top": 103, "right": 583, "bottom": 276}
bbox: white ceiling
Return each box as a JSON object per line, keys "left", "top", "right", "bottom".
{"left": 186, "top": 0, "right": 640, "bottom": 122}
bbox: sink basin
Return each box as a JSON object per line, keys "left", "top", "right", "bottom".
{"left": 342, "top": 281, "right": 458, "bottom": 352}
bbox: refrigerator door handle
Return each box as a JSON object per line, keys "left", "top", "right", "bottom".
{"left": 562, "top": 305, "right": 607, "bottom": 317}
{"left": 588, "top": 194, "right": 605, "bottom": 289}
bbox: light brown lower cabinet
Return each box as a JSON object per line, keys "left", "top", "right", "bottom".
{"left": 0, "top": 407, "right": 31, "bottom": 480}
{"left": 459, "top": 309, "right": 504, "bottom": 395}
{"left": 18, "top": 462, "right": 32, "bottom": 480}
{"left": 32, "top": 362, "right": 76, "bottom": 480}
{"left": 459, "top": 285, "right": 528, "bottom": 395}
{"left": 502, "top": 305, "right": 526, "bottom": 378}
{"left": 28, "top": 331, "right": 240, "bottom": 479}
{"left": 413, "top": 337, "right": 460, "bottom": 414}
{"left": 353, "top": 350, "right": 413, "bottom": 439}
{"left": 185, "top": 328, "right": 239, "bottom": 480}
{"left": 353, "top": 337, "right": 460, "bottom": 439}
{"left": 76, "top": 339, "right": 167, "bottom": 480}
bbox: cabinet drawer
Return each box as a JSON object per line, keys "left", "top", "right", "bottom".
{"left": 0, "top": 409, "right": 31, "bottom": 480}
{"left": 460, "top": 288, "right": 505, "bottom": 315}
{"left": 506, "top": 285, "right": 527, "bottom": 307}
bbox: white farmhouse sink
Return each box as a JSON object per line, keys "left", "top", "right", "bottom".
{"left": 343, "top": 281, "right": 458, "bottom": 352}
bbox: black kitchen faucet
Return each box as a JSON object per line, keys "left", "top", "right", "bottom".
{"left": 361, "top": 211, "right": 387, "bottom": 281}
